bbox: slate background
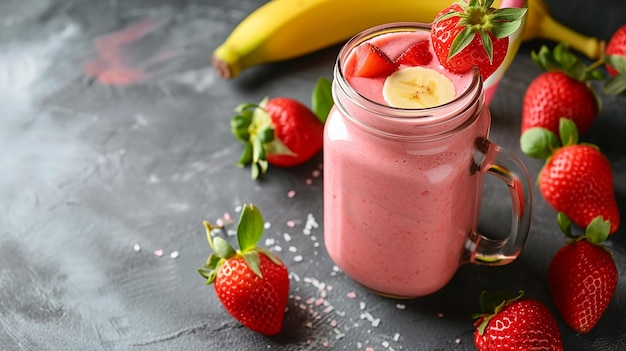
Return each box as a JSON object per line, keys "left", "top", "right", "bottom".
{"left": 1, "top": 0, "right": 625, "bottom": 350}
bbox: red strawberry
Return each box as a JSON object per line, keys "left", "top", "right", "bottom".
{"left": 521, "top": 118, "right": 620, "bottom": 234}
{"left": 473, "top": 291, "right": 563, "bottom": 351}
{"left": 548, "top": 214, "right": 618, "bottom": 334}
{"left": 232, "top": 97, "right": 324, "bottom": 179}
{"left": 521, "top": 44, "right": 603, "bottom": 135}
{"left": 605, "top": 24, "right": 626, "bottom": 76}
{"left": 352, "top": 42, "right": 397, "bottom": 78}
{"left": 395, "top": 40, "right": 433, "bottom": 67}
{"left": 198, "top": 204, "right": 289, "bottom": 336}
{"left": 603, "top": 25, "right": 626, "bottom": 96}
{"left": 431, "top": 0, "right": 527, "bottom": 81}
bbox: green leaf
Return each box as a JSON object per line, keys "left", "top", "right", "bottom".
{"left": 198, "top": 267, "right": 217, "bottom": 284}
{"left": 489, "top": 19, "right": 523, "bottom": 39}
{"left": 237, "top": 142, "right": 253, "bottom": 166}
{"left": 312, "top": 77, "right": 333, "bottom": 124}
{"left": 491, "top": 7, "right": 527, "bottom": 22}
{"left": 237, "top": 204, "right": 265, "bottom": 251}
{"left": 205, "top": 253, "right": 222, "bottom": 269}
{"left": 448, "top": 27, "right": 476, "bottom": 60}
{"left": 558, "top": 118, "right": 579, "bottom": 146}
{"left": 479, "top": 30, "right": 494, "bottom": 63}
{"left": 242, "top": 250, "right": 263, "bottom": 278}
{"left": 213, "top": 236, "right": 236, "bottom": 259}
{"left": 606, "top": 54, "right": 626, "bottom": 74}
{"left": 585, "top": 216, "right": 610, "bottom": 244}
{"left": 257, "top": 247, "right": 284, "bottom": 266}
{"left": 557, "top": 212, "right": 573, "bottom": 237}
{"left": 603, "top": 74, "right": 626, "bottom": 96}
{"left": 519, "top": 128, "right": 559, "bottom": 159}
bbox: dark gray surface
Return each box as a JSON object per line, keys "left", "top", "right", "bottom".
{"left": 1, "top": 0, "right": 625, "bottom": 350}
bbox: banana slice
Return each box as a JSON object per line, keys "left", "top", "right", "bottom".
{"left": 382, "top": 67, "right": 456, "bottom": 108}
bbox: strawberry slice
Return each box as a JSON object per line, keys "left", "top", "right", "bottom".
{"left": 395, "top": 40, "right": 433, "bottom": 66}
{"left": 353, "top": 42, "right": 397, "bottom": 78}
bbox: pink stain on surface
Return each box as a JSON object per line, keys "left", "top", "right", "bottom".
{"left": 83, "top": 20, "right": 156, "bottom": 85}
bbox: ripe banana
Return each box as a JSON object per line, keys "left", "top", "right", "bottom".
{"left": 383, "top": 67, "right": 456, "bottom": 108}
{"left": 213, "top": 0, "right": 603, "bottom": 80}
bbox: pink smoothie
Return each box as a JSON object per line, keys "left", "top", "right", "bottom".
{"left": 324, "top": 27, "right": 491, "bottom": 298}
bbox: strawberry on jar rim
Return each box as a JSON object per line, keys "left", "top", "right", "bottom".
{"left": 198, "top": 204, "right": 289, "bottom": 336}
{"left": 231, "top": 97, "right": 324, "bottom": 179}
{"left": 431, "top": 0, "right": 527, "bottom": 81}
{"left": 473, "top": 290, "right": 563, "bottom": 351}
{"left": 521, "top": 43, "right": 604, "bottom": 135}
{"left": 548, "top": 213, "right": 618, "bottom": 334}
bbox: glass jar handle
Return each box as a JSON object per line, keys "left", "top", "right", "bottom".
{"left": 465, "top": 138, "right": 533, "bottom": 265}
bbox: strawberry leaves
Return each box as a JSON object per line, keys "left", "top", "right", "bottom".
{"left": 531, "top": 43, "right": 605, "bottom": 82}
{"left": 198, "top": 204, "right": 283, "bottom": 283}
{"left": 602, "top": 55, "right": 626, "bottom": 96}
{"left": 520, "top": 117, "right": 581, "bottom": 159}
{"left": 437, "top": 0, "right": 526, "bottom": 63}
{"left": 311, "top": 77, "right": 333, "bottom": 123}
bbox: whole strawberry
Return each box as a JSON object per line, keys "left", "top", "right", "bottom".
{"left": 521, "top": 44, "right": 604, "bottom": 135}
{"left": 431, "top": 0, "right": 527, "bottom": 81}
{"left": 198, "top": 204, "right": 289, "bottom": 336}
{"left": 603, "top": 24, "right": 626, "bottom": 96}
{"left": 231, "top": 96, "right": 324, "bottom": 179}
{"left": 521, "top": 118, "right": 620, "bottom": 234}
{"left": 548, "top": 213, "right": 618, "bottom": 334}
{"left": 473, "top": 291, "right": 563, "bottom": 351}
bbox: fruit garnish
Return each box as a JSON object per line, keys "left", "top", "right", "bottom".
{"left": 431, "top": 0, "right": 527, "bottom": 80}
{"left": 198, "top": 204, "right": 289, "bottom": 336}
{"left": 395, "top": 40, "right": 433, "bottom": 66}
{"left": 382, "top": 66, "right": 455, "bottom": 108}
{"left": 353, "top": 42, "right": 398, "bottom": 78}
{"left": 548, "top": 213, "right": 618, "bottom": 333}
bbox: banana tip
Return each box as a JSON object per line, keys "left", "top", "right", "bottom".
{"left": 212, "top": 55, "right": 233, "bottom": 79}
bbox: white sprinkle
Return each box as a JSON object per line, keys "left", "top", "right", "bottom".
{"left": 293, "top": 255, "right": 303, "bottom": 262}
{"left": 395, "top": 304, "right": 406, "bottom": 310}
{"left": 234, "top": 205, "right": 242, "bottom": 212}
{"left": 382, "top": 341, "right": 390, "bottom": 348}
{"left": 216, "top": 218, "right": 224, "bottom": 227}
{"left": 264, "top": 221, "right": 271, "bottom": 229}
{"left": 455, "top": 338, "right": 461, "bottom": 344}
{"left": 265, "top": 238, "right": 275, "bottom": 246}
{"left": 170, "top": 251, "right": 179, "bottom": 259}
{"left": 359, "top": 301, "right": 366, "bottom": 310}
{"left": 148, "top": 174, "right": 160, "bottom": 184}
{"left": 272, "top": 245, "right": 283, "bottom": 252}
{"left": 288, "top": 246, "right": 297, "bottom": 253}
{"left": 133, "top": 244, "right": 141, "bottom": 252}
{"left": 153, "top": 249, "right": 164, "bottom": 257}
{"left": 284, "top": 233, "right": 292, "bottom": 242}
{"left": 393, "top": 333, "right": 400, "bottom": 341}
{"left": 303, "top": 213, "right": 319, "bottom": 235}
{"left": 287, "top": 190, "right": 296, "bottom": 198}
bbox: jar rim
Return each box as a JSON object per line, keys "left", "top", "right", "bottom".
{"left": 333, "top": 22, "right": 485, "bottom": 140}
